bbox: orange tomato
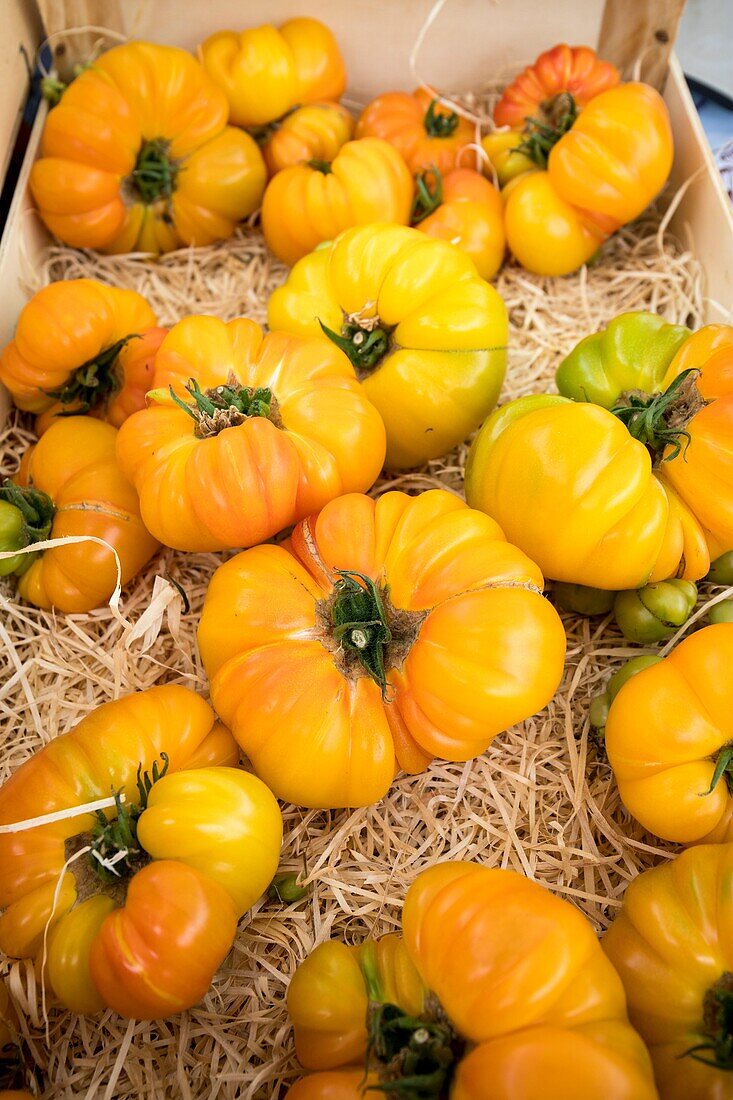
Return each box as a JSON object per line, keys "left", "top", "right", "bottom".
{"left": 412, "top": 167, "right": 505, "bottom": 279}
{"left": 0, "top": 685, "right": 281, "bottom": 1019}
{"left": 356, "top": 87, "right": 474, "bottom": 174}
{"left": 285, "top": 862, "right": 658, "bottom": 1099}
{"left": 198, "top": 489, "right": 566, "bottom": 809}
{"left": 200, "top": 18, "right": 346, "bottom": 129}
{"left": 261, "top": 101, "right": 354, "bottom": 176}
{"left": 116, "top": 316, "right": 386, "bottom": 552}
{"left": 1, "top": 416, "right": 158, "bottom": 612}
{"left": 485, "top": 45, "right": 672, "bottom": 275}
{"left": 261, "top": 137, "right": 412, "bottom": 265}
{"left": 30, "top": 42, "right": 266, "bottom": 254}
{"left": 0, "top": 278, "right": 165, "bottom": 433}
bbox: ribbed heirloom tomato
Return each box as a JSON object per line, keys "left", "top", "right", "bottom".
{"left": 261, "top": 102, "right": 354, "bottom": 176}
{"left": 198, "top": 489, "right": 566, "bottom": 809}
{"left": 116, "top": 315, "right": 385, "bottom": 552}
{"left": 268, "top": 223, "right": 508, "bottom": 468}
{"left": 466, "top": 313, "right": 733, "bottom": 589}
{"left": 0, "top": 686, "right": 282, "bottom": 1019}
{"left": 482, "top": 44, "right": 673, "bottom": 275}
{"left": 0, "top": 416, "right": 158, "bottom": 612}
{"left": 604, "top": 624, "right": 733, "bottom": 844}
{"left": 30, "top": 41, "right": 266, "bottom": 253}
{"left": 411, "top": 167, "right": 505, "bottom": 280}
{"left": 0, "top": 278, "right": 166, "bottom": 433}
{"left": 604, "top": 844, "right": 733, "bottom": 1100}
{"left": 261, "top": 137, "right": 413, "bottom": 265}
{"left": 356, "top": 87, "right": 474, "bottom": 174}
{"left": 200, "top": 17, "right": 346, "bottom": 129}
{"left": 285, "top": 862, "right": 658, "bottom": 1099}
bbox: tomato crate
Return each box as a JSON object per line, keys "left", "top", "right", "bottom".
{"left": 0, "top": 1, "right": 732, "bottom": 1098}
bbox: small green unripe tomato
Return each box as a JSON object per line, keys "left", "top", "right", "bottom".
{"left": 707, "top": 551, "right": 733, "bottom": 586}
{"left": 0, "top": 500, "right": 30, "bottom": 577}
{"left": 267, "top": 871, "right": 309, "bottom": 904}
{"left": 613, "top": 580, "right": 697, "bottom": 644}
{"left": 554, "top": 582, "right": 615, "bottom": 617}
{"left": 709, "top": 599, "right": 733, "bottom": 625}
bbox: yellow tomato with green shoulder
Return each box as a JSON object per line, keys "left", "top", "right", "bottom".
{"left": 268, "top": 222, "right": 508, "bottom": 468}
{"left": 466, "top": 313, "right": 733, "bottom": 589}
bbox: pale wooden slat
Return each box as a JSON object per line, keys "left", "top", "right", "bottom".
{"left": 599, "top": 0, "right": 687, "bottom": 88}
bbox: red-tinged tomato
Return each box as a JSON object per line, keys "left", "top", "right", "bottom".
{"left": 356, "top": 87, "right": 474, "bottom": 174}
{"left": 411, "top": 166, "right": 505, "bottom": 279}
{"left": 0, "top": 686, "right": 281, "bottom": 1019}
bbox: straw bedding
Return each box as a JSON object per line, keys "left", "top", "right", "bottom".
{"left": 0, "top": 110, "right": 729, "bottom": 1099}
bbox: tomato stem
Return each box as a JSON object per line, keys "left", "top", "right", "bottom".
{"left": 44, "top": 333, "right": 139, "bottom": 415}
{"left": 683, "top": 972, "right": 733, "bottom": 1069}
{"left": 411, "top": 167, "right": 443, "bottom": 224}
{"left": 702, "top": 746, "right": 733, "bottom": 798}
{"left": 331, "top": 570, "right": 393, "bottom": 697}
{"left": 131, "top": 138, "right": 179, "bottom": 204}
{"left": 517, "top": 91, "right": 578, "bottom": 168}
{"left": 89, "top": 753, "right": 168, "bottom": 884}
{"left": 423, "top": 98, "right": 459, "bottom": 138}
{"left": 367, "top": 1000, "right": 463, "bottom": 1097}
{"left": 611, "top": 368, "right": 707, "bottom": 464}
{"left": 167, "top": 375, "right": 280, "bottom": 437}
{"left": 319, "top": 319, "right": 391, "bottom": 375}
{"left": 308, "top": 158, "right": 333, "bottom": 174}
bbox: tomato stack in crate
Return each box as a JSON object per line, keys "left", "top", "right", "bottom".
{"left": 0, "top": 2, "right": 732, "bottom": 1098}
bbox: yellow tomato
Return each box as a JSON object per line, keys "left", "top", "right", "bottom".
{"left": 261, "top": 137, "right": 413, "bottom": 265}
{"left": 199, "top": 18, "right": 346, "bottom": 129}
{"left": 286, "top": 861, "right": 658, "bottom": 1099}
{"left": 605, "top": 624, "right": 733, "bottom": 844}
{"left": 30, "top": 42, "right": 266, "bottom": 254}
{"left": 267, "top": 223, "right": 508, "bottom": 468}
{"left": 604, "top": 844, "right": 733, "bottom": 1100}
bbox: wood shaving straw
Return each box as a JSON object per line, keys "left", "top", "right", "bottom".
{"left": 0, "top": 87, "right": 728, "bottom": 1098}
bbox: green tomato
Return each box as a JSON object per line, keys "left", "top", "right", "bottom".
{"left": 556, "top": 311, "right": 691, "bottom": 409}
{"left": 0, "top": 500, "right": 29, "bottom": 577}
{"left": 613, "top": 579, "right": 697, "bottom": 644}
{"left": 707, "top": 551, "right": 733, "bottom": 586}
{"left": 710, "top": 599, "right": 733, "bottom": 625}
{"left": 554, "top": 582, "right": 615, "bottom": 616}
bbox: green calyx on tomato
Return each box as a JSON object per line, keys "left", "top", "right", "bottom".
{"left": 308, "top": 158, "right": 333, "bottom": 174}
{"left": 590, "top": 655, "right": 664, "bottom": 735}
{"left": 613, "top": 580, "right": 697, "bottom": 644}
{"left": 319, "top": 317, "right": 392, "bottom": 375}
{"left": 130, "top": 137, "right": 179, "bottom": 204}
{"left": 45, "top": 333, "right": 139, "bottom": 415}
{"left": 166, "top": 376, "right": 280, "bottom": 437}
{"left": 683, "top": 972, "right": 733, "bottom": 1069}
{"left": 611, "top": 368, "right": 707, "bottom": 464}
{"left": 517, "top": 91, "right": 578, "bottom": 169}
{"left": 0, "top": 479, "right": 55, "bottom": 578}
{"left": 702, "top": 747, "right": 733, "bottom": 799}
{"left": 411, "top": 167, "right": 443, "bottom": 224}
{"left": 367, "top": 1001, "right": 463, "bottom": 1098}
{"left": 89, "top": 753, "right": 169, "bottom": 883}
{"left": 423, "top": 98, "right": 459, "bottom": 138}
{"left": 324, "top": 570, "right": 424, "bottom": 699}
